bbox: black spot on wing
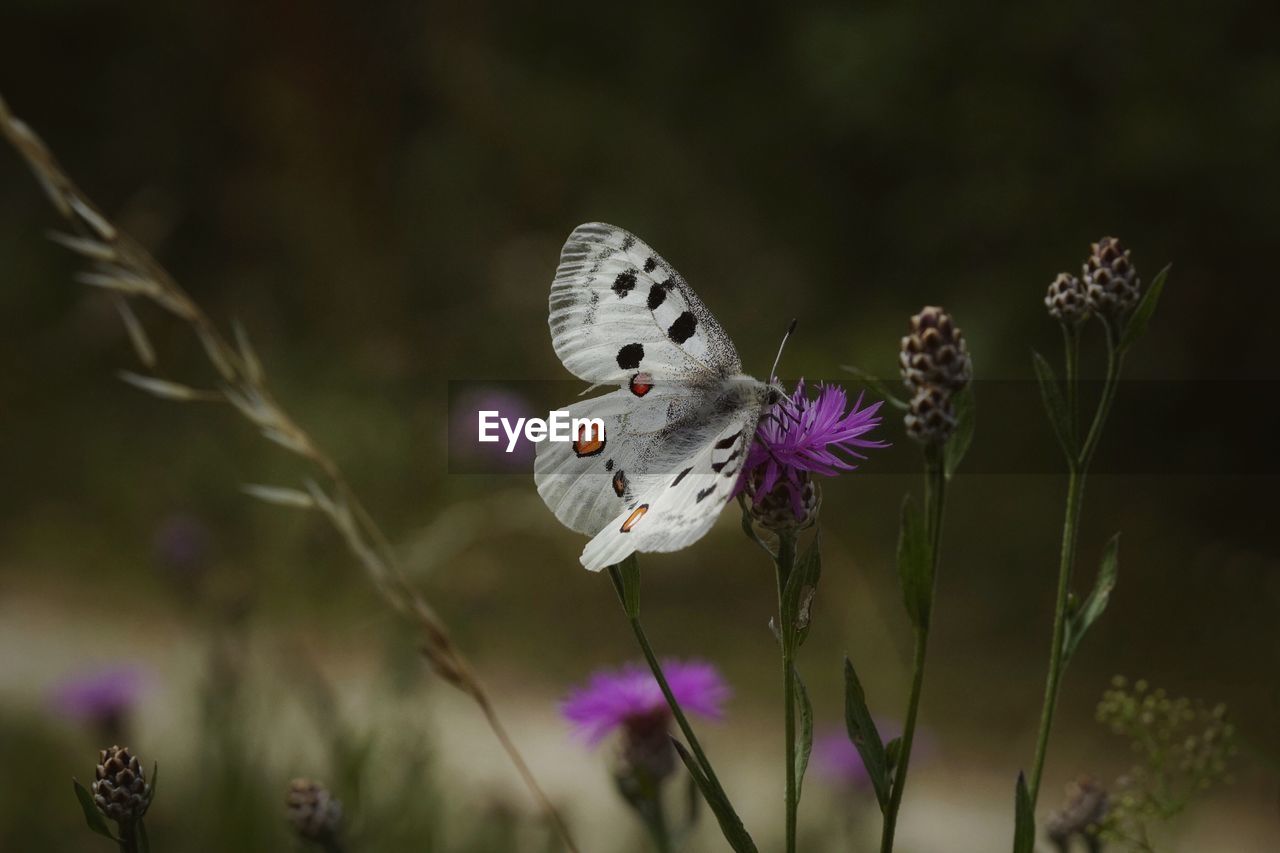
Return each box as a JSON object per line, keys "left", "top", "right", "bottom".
{"left": 647, "top": 283, "right": 667, "bottom": 311}
{"left": 711, "top": 448, "right": 741, "bottom": 474}
{"left": 612, "top": 470, "right": 627, "bottom": 497}
{"left": 621, "top": 235, "right": 636, "bottom": 251}
{"left": 668, "top": 311, "right": 697, "bottom": 344}
{"left": 643, "top": 257, "right": 658, "bottom": 273}
{"left": 604, "top": 458, "right": 614, "bottom": 471}
{"left": 714, "top": 431, "right": 742, "bottom": 450}
{"left": 616, "top": 343, "right": 644, "bottom": 370}
{"left": 696, "top": 485, "right": 716, "bottom": 503}
{"left": 672, "top": 467, "right": 692, "bottom": 487}
{"left": 612, "top": 270, "right": 637, "bottom": 298}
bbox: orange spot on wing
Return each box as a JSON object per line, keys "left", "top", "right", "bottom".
{"left": 572, "top": 422, "right": 605, "bottom": 457}
{"left": 620, "top": 504, "right": 649, "bottom": 532}
{"left": 629, "top": 373, "right": 653, "bottom": 397}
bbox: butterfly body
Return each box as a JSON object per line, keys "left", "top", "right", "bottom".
{"left": 535, "top": 223, "right": 773, "bottom": 571}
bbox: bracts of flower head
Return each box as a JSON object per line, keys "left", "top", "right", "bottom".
{"left": 93, "top": 746, "right": 153, "bottom": 827}
{"left": 1082, "top": 237, "right": 1141, "bottom": 321}
{"left": 1045, "top": 776, "right": 1109, "bottom": 853}
{"left": 899, "top": 307, "right": 972, "bottom": 446}
{"left": 737, "top": 380, "right": 887, "bottom": 532}
{"left": 286, "top": 778, "right": 345, "bottom": 851}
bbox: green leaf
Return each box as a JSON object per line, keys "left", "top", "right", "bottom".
{"left": 1012, "top": 772, "right": 1035, "bottom": 853}
{"left": 896, "top": 497, "right": 932, "bottom": 630}
{"left": 671, "top": 740, "right": 759, "bottom": 853}
{"left": 72, "top": 779, "right": 119, "bottom": 842}
{"left": 1064, "top": 533, "right": 1119, "bottom": 663}
{"left": 137, "top": 819, "right": 151, "bottom": 853}
{"left": 150, "top": 761, "right": 158, "bottom": 800}
{"left": 608, "top": 555, "right": 641, "bottom": 619}
{"left": 793, "top": 666, "right": 814, "bottom": 801}
{"left": 840, "top": 365, "right": 909, "bottom": 411}
{"left": 943, "top": 384, "right": 976, "bottom": 480}
{"left": 1119, "top": 264, "right": 1170, "bottom": 351}
{"left": 738, "top": 497, "right": 773, "bottom": 557}
{"left": 782, "top": 531, "right": 823, "bottom": 648}
{"left": 843, "top": 657, "right": 891, "bottom": 812}
{"left": 884, "top": 736, "right": 903, "bottom": 777}
{"left": 1032, "top": 350, "right": 1074, "bottom": 458}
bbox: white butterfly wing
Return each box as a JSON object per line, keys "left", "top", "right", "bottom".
{"left": 549, "top": 223, "right": 742, "bottom": 384}
{"left": 534, "top": 385, "right": 694, "bottom": 536}
{"left": 577, "top": 401, "right": 760, "bottom": 572}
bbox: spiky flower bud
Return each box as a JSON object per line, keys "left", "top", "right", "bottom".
{"left": 904, "top": 386, "right": 957, "bottom": 445}
{"left": 1045, "top": 775, "right": 1108, "bottom": 850}
{"left": 744, "top": 468, "right": 820, "bottom": 531}
{"left": 899, "top": 306, "right": 972, "bottom": 394}
{"left": 92, "top": 745, "right": 152, "bottom": 825}
{"left": 900, "top": 306, "right": 970, "bottom": 444}
{"left": 1083, "top": 236, "right": 1140, "bottom": 318}
{"left": 285, "top": 778, "right": 343, "bottom": 846}
{"left": 1045, "top": 272, "right": 1090, "bottom": 326}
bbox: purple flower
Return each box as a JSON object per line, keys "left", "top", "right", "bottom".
{"left": 450, "top": 386, "right": 536, "bottom": 470}
{"left": 737, "top": 380, "right": 888, "bottom": 519}
{"left": 50, "top": 664, "right": 149, "bottom": 724}
{"left": 814, "top": 729, "right": 872, "bottom": 788}
{"left": 561, "top": 659, "right": 730, "bottom": 745}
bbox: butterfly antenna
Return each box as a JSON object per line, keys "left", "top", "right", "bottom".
{"left": 768, "top": 318, "right": 798, "bottom": 383}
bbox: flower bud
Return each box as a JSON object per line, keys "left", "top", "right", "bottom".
{"left": 904, "top": 386, "right": 957, "bottom": 445}
{"left": 286, "top": 778, "right": 344, "bottom": 846}
{"left": 1045, "top": 775, "right": 1108, "bottom": 849}
{"left": 1045, "top": 272, "right": 1090, "bottom": 326}
{"left": 92, "top": 745, "right": 152, "bottom": 825}
{"left": 1083, "top": 236, "right": 1140, "bottom": 318}
{"left": 899, "top": 306, "right": 972, "bottom": 394}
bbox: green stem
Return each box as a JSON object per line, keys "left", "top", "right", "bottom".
{"left": 775, "top": 532, "right": 798, "bottom": 853}
{"left": 616, "top": 593, "right": 734, "bottom": 817}
{"left": 1028, "top": 324, "right": 1124, "bottom": 806}
{"left": 638, "top": 795, "right": 674, "bottom": 853}
{"left": 880, "top": 446, "right": 947, "bottom": 853}
{"left": 117, "top": 822, "right": 139, "bottom": 853}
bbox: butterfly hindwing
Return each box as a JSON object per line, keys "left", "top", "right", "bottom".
{"left": 549, "top": 223, "right": 742, "bottom": 385}
{"left": 577, "top": 400, "right": 760, "bottom": 572}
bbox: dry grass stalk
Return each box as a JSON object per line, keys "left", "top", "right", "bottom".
{"left": 0, "top": 92, "right": 577, "bottom": 852}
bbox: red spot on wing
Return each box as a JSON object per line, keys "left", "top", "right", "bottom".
{"left": 620, "top": 504, "right": 649, "bottom": 532}
{"left": 630, "top": 373, "right": 653, "bottom": 397}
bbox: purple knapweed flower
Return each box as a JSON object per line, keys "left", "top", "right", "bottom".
{"left": 737, "top": 380, "right": 887, "bottom": 522}
{"left": 450, "top": 386, "right": 536, "bottom": 470}
{"left": 50, "top": 665, "right": 149, "bottom": 735}
{"left": 561, "top": 659, "right": 730, "bottom": 746}
{"left": 814, "top": 729, "right": 872, "bottom": 788}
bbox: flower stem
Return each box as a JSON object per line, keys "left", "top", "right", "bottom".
{"left": 880, "top": 445, "right": 947, "bottom": 853}
{"left": 1028, "top": 325, "right": 1124, "bottom": 806}
{"left": 611, "top": 574, "right": 734, "bottom": 818}
{"left": 775, "top": 531, "right": 799, "bottom": 853}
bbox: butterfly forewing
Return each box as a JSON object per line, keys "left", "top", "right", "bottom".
{"left": 549, "top": 223, "right": 742, "bottom": 384}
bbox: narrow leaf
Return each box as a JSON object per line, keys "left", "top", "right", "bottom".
{"left": 608, "top": 555, "right": 641, "bottom": 619}
{"left": 885, "top": 736, "right": 903, "bottom": 777}
{"left": 241, "top": 484, "right": 316, "bottom": 509}
{"left": 896, "top": 497, "right": 932, "bottom": 630}
{"left": 782, "top": 530, "right": 822, "bottom": 647}
{"left": 840, "top": 365, "right": 909, "bottom": 411}
{"left": 793, "top": 666, "right": 814, "bottom": 801}
{"left": 137, "top": 819, "right": 151, "bottom": 853}
{"left": 670, "top": 740, "right": 758, "bottom": 853}
{"left": 843, "top": 657, "right": 891, "bottom": 812}
{"left": 117, "top": 371, "right": 204, "bottom": 402}
{"left": 1119, "top": 264, "right": 1170, "bottom": 350}
{"left": 1064, "top": 533, "right": 1119, "bottom": 662}
{"left": 113, "top": 295, "right": 156, "bottom": 369}
{"left": 72, "top": 779, "right": 118, "bottom": 841}
{"left": 944, "top": 384, "right": 976, "bottom": 479}
{"left": 1031, "top": 350, "right": 1073, "bottom": 457}
{"left": 1012, "top": 772, "right": 1035, "bottom": 853}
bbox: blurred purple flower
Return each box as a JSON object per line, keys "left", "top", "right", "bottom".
{"left": 737, "top": 380, "right": 888, "bottom": 518}
{"left": 50, "top": 664, "right": 149, "bottom": 724}
{"left": 561, "top": 659, "right": 730, "bottom": 745}
{"left": 450, "top": 386, "right": 536, "bottom": 470}
{"left": 813, "top": 721, "right": 937, "bottom": 789}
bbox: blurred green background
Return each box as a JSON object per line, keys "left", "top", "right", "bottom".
{"left": 1, "top": 1, "right": 1277, "bottom": 850}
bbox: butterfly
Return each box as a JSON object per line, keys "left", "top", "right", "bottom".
{"left": 535, "top": 223, "right": 783, "bottom": 571}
